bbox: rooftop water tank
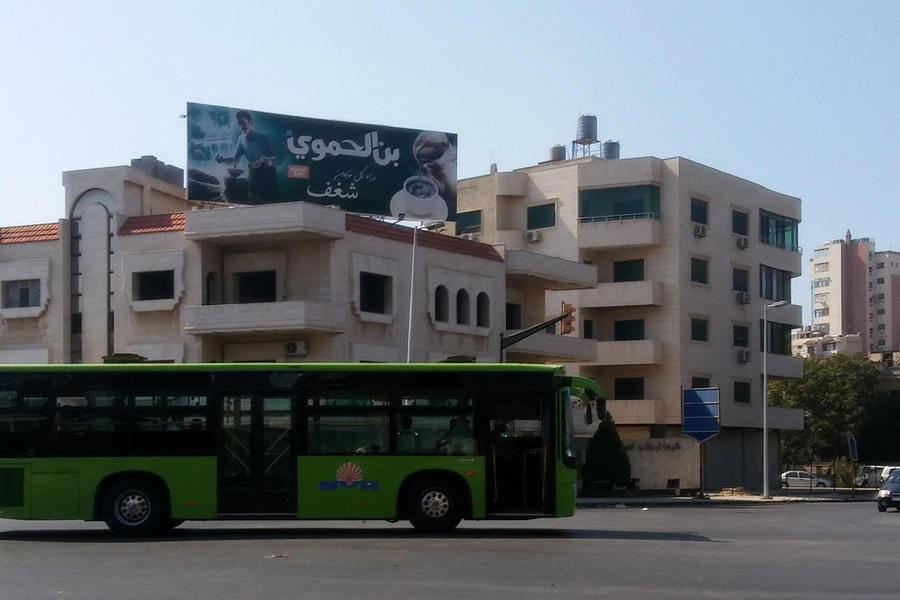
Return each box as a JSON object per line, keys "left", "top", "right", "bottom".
{"left": 601, "top": 140, "right": 620, "bottom": 160}
{"left": 576, "top": 115, "right": 597, "bottom": 143}
{"left": 549, "top": 145, "right": 566, "bottom": 162}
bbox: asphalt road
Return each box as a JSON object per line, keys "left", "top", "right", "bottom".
{"left": 0, "top": 503, "right": 897, "bottom": 599}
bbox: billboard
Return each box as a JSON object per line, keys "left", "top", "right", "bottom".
{"left": 186, "top": 102, "right": 457, "bottom": 221}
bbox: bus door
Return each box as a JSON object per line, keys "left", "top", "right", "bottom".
{"left": 219, "top": 394, "right": 295, "bottom": 515}
{"left": 485, "top": 394, "right": 551, "bottom": 515}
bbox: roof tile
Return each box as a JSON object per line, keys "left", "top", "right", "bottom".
{"left": 119, "top": 213, "right": 186, "bottom": 235}
{"left": 0, "top": 223, "right": 60, "bottom": 244}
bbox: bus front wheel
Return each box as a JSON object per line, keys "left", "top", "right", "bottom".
{"left": 102, "top": 477, "right": 167, "bottom": 536}
{"left": 407, "top": 477, "right": 462, "bottom": 533}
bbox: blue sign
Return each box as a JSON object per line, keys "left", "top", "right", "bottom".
{"left": 848, "top": 435, "right": 858, "bottom": 461}
{"left": 683, "top": 388, "right": 720, "bottom": 443}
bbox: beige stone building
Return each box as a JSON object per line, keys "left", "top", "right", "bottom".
{"left": 0, "top": 157, "right": 525, "bottom": 368}
{"left": 456, "top": 154, "right": 804, "bottom": 490}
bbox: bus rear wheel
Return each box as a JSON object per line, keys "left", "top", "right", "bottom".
{"left": 407, "top": 477, "right": 462, "bottom": 533}
{"left": 102, "top": 477, "right": 167, "bottom": 536}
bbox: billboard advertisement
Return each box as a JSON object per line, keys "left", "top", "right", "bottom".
{"left": 186, "top": 102, "right": 457, "bottom": 221}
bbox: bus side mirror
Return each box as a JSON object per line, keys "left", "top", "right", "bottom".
{"left": 584, "top": 401, "right": 593, "bottom": 425}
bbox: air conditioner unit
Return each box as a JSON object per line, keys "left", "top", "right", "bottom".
{"left": 459, "top": 232, "right": 477, "bottom": 241}
{"left": 284, "top": 340, "right": 308, "bottom": 357}
{"left": 737, "top": 348, "right": 752, "bottom": 363}
{"left": 526, "top": 230, "right": 541, "bottom": 242}
{"left": 694, "top": 224, "right": 707, "bottom": 238}
{"left": 736, "top": 291, "right": 751, "bottom": 305}
{"left": 736, "top": 235, "right": 749, "bottom": 249}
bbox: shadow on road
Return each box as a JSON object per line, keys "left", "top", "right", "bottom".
{"left": 0, "top": 525, "right": 715, "bottom": 544}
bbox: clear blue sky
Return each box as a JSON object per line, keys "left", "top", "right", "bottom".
{"left": 2, "top": 1, "right": 898, "bottom": 323}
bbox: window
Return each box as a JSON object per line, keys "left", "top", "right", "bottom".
{"left": 434, "top": 285, "right": 448, "bottom": 322}
{"left": 614, "top": 319, "right": 644, "bottom": 341}
{"left": 760, "top": 320, "right": 793, "bottom": 355}
{"left": 877, "top": 277, "right": 885, "bottom": 284}
{"left": 812, "top": 278, "right": 830, "bottom": 288}
{"left": 732, "top": 268, "right": 749, "bottom": 293}
{"left": 527, "top": 203, "right": 556, "bottom": 230}
{"left": 759, "top": 209, "right": 799, "bottom": 251}
{"left": 877, "top": 323, "right": 886, "bottom": 331}
{"left": 691, "top": 318, "right": 709, "bottom": 342}
{"left": 814, "top": 293, "right": 828, "bottom": 304}
{"left": 476, "top": 292, "right": 489, "bottom": 327}
{"left": 2, "top": 279, "right": 40, "bottom": 308}
{"left": 456, "top": 289, "right": 470, "bottom": 325}
{"left": 733, "top": 325, "right": 749, "bottom": 347}
{"left": 578, "top": 185, "right": 661, "bottom": 221}
{"left": 614, "top": 378, "right": 644, "bottom": 400}
{"left": 506, "top": 303, "right": 522, "bottom": 329}
{"left": 814, "top": 263, "right": 830, "bottom": 273}
{"left": 813, "top": 308, "right": 830, "bottom": 318}
{"left": 456, "top": 210, "right": 482, "bottom": 234}
{"left": 691, "top": 258, "right": 709, "bottom": 284}
{"left": 236, "top": 270, "right": 276, "bottom": 303}
{"left": 133, "top": 270, "right": 174, "bottom": 301}
{"left": 691, "top": 377, "right": 710, "bottom": 388}
{"left": 360, "top": 272, "right": 391, "bottom": 314}
{"left": 614, "top": 259, "right": 644, "bottom": 282}
{"left": 877, "top": 262, "right": 885, "bottom": 269}
{"left": 760, "top": 265, "right": 792, "bottom": 301}
{"left": 877, "top": 308, "right": 885, "bottom": 315}
{"left": 822, "top": 342, "right": 837, "bottom": 352}
{"left": 734, "top": 381, "right": 751, "bottom": 404}
{"left": 306, "top": 415, "right": 390, "bottom": 455}
{"left": 690, "top": 198, "right": 708, "bottom": 225}
{"left": 732, "top": 210, "right": 749, "bottom": 235}
{"left": 583, "top": 319, "right": 595, "bottom": 340}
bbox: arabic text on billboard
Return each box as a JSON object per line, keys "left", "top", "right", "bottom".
{"left": 186, "top": 103, "right": 457, "bottom": 221}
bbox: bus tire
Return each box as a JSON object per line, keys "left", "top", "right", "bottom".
{"left": 102, "top": 477, "right": 167, "bottom": 536}
{"left": 407, "top": 477, "right": 462, "bottom": 533}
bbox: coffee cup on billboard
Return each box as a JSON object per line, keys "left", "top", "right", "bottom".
{"left": 390, "top": 175, "right": 447, "bottom": 221}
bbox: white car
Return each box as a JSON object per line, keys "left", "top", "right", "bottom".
{"left": 781, "top": 470, "right": 831, "bottom": 488}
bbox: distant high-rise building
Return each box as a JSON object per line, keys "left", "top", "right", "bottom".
{"left": 809, "top": 232, "right": 900, "bottom": 352}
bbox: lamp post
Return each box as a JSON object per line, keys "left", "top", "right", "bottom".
{"left": 406, "top": 220, "right": 444, "bottom": 362}
{"left": 762, "top": 299, "right": 789, "bottom": 498}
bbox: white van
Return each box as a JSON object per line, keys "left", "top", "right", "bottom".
{"left": 880, "top": 466, "right": 900, "bottom": 484}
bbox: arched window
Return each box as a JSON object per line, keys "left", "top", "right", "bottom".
{"left": 434, "top": 285, "right": 449, "bottom": 322}
{"left": 476, "top": 292, "right": 490, "bottom": 327}
{"left": 456, "top": 289, "right": 470, "bottom": 325}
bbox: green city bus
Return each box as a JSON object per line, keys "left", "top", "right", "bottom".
{"left": 0, "top": 362, "right": 602, "bottom": 536}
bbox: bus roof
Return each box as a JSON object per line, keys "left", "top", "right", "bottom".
{"left": 0, "top": 362, "right": 569, "bottom": 375}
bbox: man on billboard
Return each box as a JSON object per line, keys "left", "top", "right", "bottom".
{"left": 215, "top": 110, "right": 279, "bottom": 202}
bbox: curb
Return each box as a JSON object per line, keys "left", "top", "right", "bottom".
{"left": 576, "top": 495, "right": 875, "bottom": 509}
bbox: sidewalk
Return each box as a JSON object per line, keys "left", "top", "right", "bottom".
{"left": 576, "top": 488, "right": 877, "bottom": 508}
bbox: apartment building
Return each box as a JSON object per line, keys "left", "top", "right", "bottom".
{"left": 808, "top": 234, "right": 900, "bottom": 352}
{"left": 0, "top": 157, "right": 537, "bottom": 368}
{"left": 872, "top": 250, "right": 900, "bottom": 351}
{"left": 457, "top": 154, "right": 804, "bottom": 490}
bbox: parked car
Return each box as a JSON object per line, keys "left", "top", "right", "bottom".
{"left": 781, "top": 470, "right": 831, "bottom": 488}
{"left": 877, "top": 471, "right": 900, "bottom": 512}
{"left": 855, "top": 465, "right": 885, "bottom": 487}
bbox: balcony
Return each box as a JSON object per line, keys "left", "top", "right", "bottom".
{"left": 503, "top": 332, "right": 597, "bottom": 362}
{"left": 504, "top": 250, "right": 597, "bottom": 290}
{"left": 765, "top": 352, "right": 803, "bottom": 379}
{"left": 184, "top": 202, "right": 345, "bottom": 244}
{"left": 577, "top": 214, "right": 662, "bottom": 250}
{"left": 587, "top": 339, "right": 663, "bottom": 366}
{"left": 578, "top": 281, "right": 663, "bottom": 309}
{"left": 184, "top": 300, "right": 348, "bottom": 336}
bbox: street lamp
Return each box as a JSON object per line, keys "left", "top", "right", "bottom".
{"left": 406, "top": 219, "right": 444, "bottom": 362}
{"left": 762, "top": 299, "right": 789, "bottom": 498}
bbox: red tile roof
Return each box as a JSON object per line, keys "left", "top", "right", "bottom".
{"left": 345, "top": 214, "right": 503, "bottom": 262}
{"left": 0, "top": 223, "right": 60, "bottom": 244}
{"left": 119, "top": 213, "right": 186, "bottom": 235}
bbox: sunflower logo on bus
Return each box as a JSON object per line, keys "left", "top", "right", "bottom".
{"left": 318, "top": 462, "right": 379, "bottom": 491}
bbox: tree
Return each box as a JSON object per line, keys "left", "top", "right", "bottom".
{"left": 769, "top": 353, "right": 882, "bottom": 466}
{"left": 581, "top": 411, "right": 631, "bottom": 494}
